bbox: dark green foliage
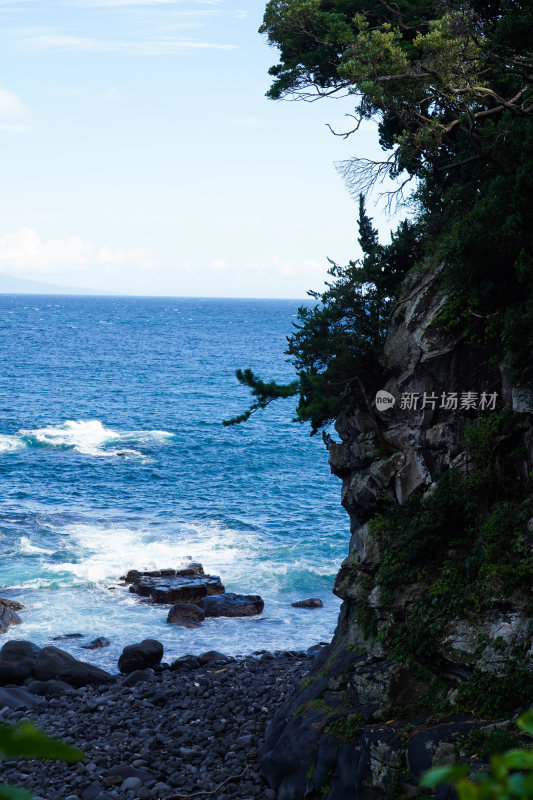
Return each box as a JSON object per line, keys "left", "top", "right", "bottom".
{"left": 222, "top": 368, "right": 299, "bottom": 426}
{"left": 455, "top": 667, "right": 533, "bottom": 718}
{"left": 326, "top": 713, "right": 365, "bottom": 741}
{"left": 461, "top": 728, "right": 525, "bottom": 762}
{"left": 225, "top": 198, "right": 419, "bottom": 433}
{"left": 0, "top": 723, "right": 83, "bottom": 800}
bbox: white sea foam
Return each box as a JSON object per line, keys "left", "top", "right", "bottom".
{"left": 44, "top": 519, "right": 250, "bottom": 585}
{"left": 17, "top": 419, "right": 175, "bottom": 457}
{"left": 0, "top": 434, "right": 24, "bottom": 453}
{"left": 19, "top": 536, "right": 55, "bottom": 556}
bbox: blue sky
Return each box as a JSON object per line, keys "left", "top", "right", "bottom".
{"left": 0, "top": 0, "right": 399, "bottom": 297}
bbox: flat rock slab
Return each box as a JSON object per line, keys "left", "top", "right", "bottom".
{"left": 122, "top": 562, "right": 204, "bottom": 583}
{"left": 129, "top": 574, "right": 224, "bottom": 604}
{"left": 123, "top": 562, "right": 224, "bottom": 604}
{"left": 199, "top": 592, "right": 264, "bottom": 618}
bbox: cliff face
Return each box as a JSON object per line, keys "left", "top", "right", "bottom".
{"left": 260, "top": 271, "right": 533, "bottom": 800}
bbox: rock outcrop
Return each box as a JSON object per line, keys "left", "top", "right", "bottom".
{"left": 261, "top": 270, "right": 533, "bottom": 799}
{"left": 125, "top": 564, "right": 225, "bottom": 604}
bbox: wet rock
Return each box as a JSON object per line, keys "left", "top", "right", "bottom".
{"left": 141, "top": 574, "right": 224, "bottom": 604}
{"left": 124, "top": 562, "right": 224, "bottom": 604}
{"left": 118, "top": 639, "right": 164, "bottom": 674}
{"left": 166, "top": 602, "right": 205, "bottom": 627}
{"left": 82, "top": 637, "right": 110, "bottom": 650}
{"left": 0, "top": 598, "right": 25, "bottom": 611}
{"left": 199, "top": 593, "right": 264, "bottom": 618}
{"left": 51, "top": 633, "right": 84, "bottom": 641}
{"left": 122, "top": 562, "right": 204, "bottom": 583}
{"left": 291, "top": 598, "right": 323, "bottom": 609}
{"left": 0, "top": 605, "right": 22, "bottom": 634}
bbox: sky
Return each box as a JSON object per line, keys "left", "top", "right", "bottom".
{"left": 0, "top": 0, "right": 401, "bottom": 297}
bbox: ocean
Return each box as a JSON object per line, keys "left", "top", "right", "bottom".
{"left": 0, "top": 295, "right": 347, "bottom": 671}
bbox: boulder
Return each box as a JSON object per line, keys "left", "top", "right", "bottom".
{"left": 0, "top": 641, "right": 40, "bottom": 684}
{"left": 0, "top": 656, "right": 35, "bottom": 686}
{"left": 291, "top": 598, "right": 324, "bottom": 609}
{"left": 34, "top": 646, "right": 114, "bottom": 687}
{"left": 199, "top": 593, "right": 264, "bottom": 618}
{"left": 170, "top": 655, "right": 200, "bottom": 671}
{"left": 122, "top": 668, "right": 156, "bottom": 687}
{"left": 51, "top": 633, "right": 83, "bottom": 641}
{"left": 166, "top": 602, "right": 205, "bottom": 627}
{"left": 197, "top": 650, "right": 231, "bottom": 665}
{"left": 82, "top": 637, "right": 110, "bottom": 650}
{"left": 118, "top": 639, "right": 164, "bottom": 674}
{"left": 0, "top": 605, "right": 22, "bottom": 634}
{"left": 0, "top": 640, "right": 41, "bottom": 662}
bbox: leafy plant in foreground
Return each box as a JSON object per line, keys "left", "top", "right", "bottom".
{"left": 0, "top": 722, "right": 83, "bottom": 800}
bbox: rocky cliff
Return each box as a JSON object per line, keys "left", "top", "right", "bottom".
{"left": 260, "top": 271, "right": 533, "bottom": 800}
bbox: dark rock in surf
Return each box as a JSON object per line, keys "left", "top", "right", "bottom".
{"left": 199, "top": 592, "right": 264, "bottom": 618}
{"left": 118, "top": 639, "right": 164, "bottom": 674}
{"left": 291, "top": 598, "right": 323, "bottom": 609}
{"left": 0, "top": 605, "right": 22, "bottom": 634}
{"left": 166, "top": 602, "right": 205, "bottom": 627}
{"left": 82, "top": 636, "right": 110, "bottom": 650}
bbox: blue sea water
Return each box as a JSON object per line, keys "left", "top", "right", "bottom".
{"left": 0, "top": 295, "right": 348, "bottom": 671}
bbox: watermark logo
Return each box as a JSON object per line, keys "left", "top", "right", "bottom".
{"left": 374, "top": 389, "right": 498, "bottom": 412}
{"left": 375, "top": 390, "right": 396, "bottom": 410}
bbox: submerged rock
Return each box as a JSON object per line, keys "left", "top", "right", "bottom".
{"left": 118, "top": 639, "right": 164, "bottom": 674}
{"left": 199, "top": 592, "right": 264, "bottom": 617}
{"left": 291, "top": 598, "right": 323, "bottom": 609}
{"left": 81, "top": 636, "right": 110, "bottom": 650}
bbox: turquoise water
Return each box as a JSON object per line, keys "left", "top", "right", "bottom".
{"left": 0, "top": 296, "right": 347, "bottom": 671}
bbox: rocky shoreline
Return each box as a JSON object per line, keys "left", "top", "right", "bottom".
{"left": 0, "top": 641, "right": 322, "bottom": 800}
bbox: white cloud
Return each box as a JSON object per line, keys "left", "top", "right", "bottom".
{"left": 0, "top": 87, "right": 26, "bottom": 116}
{"left": 0, "top": 228, "right": 158, "bottom": 274}
{"left": 21, "top": 33, "right": 236, "bottom": 53}
{"left": 208, "top": 256, "right": 326, "bottom": 277}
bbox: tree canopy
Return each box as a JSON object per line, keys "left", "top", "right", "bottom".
{"left": 225, "top": 0, "right": 533, "bottom": 434}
